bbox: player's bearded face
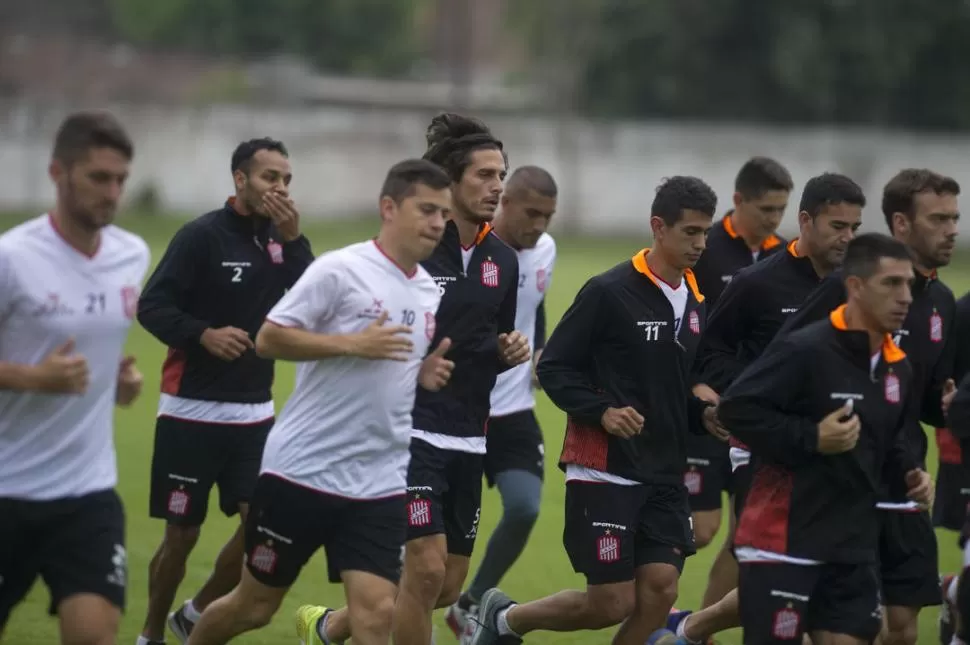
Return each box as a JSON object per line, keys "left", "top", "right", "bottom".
{"left": 904, "top": 191, "right": 959, "bottom": 270}
{"left": 807, "top": 204, "right": 862, "bottom": 269}
{"left": 503, "top": 190, "right": 556, "bottom": 249}
{"left": 454, "top": 148, "right": 506, "bottom": 223}
{"left": 59, "top": 147, "right": 130, "bottom": 231}
{"left": 235, "top": 150, "right": 292, "bottom": 217}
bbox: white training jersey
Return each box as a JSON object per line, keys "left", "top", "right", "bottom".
{"left": 260, "top": 240, "right": 441, "bottom": 500}
{"left": 489, "top": 233, "right": 557, "bottom": 417}
{"left": 0, "top": 214, "right": 151, "bottom": 500}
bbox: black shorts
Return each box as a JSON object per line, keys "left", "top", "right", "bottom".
{"left": 0, "top": 489, "right": 126, "bottom": 627}
{"left": 149, "top": 415, "right": 272, "bottom": 526}
{"left": 738, "top": 561, "right": 882, "bottom": 644}
{"left": 562, "top": 480, "right": 695, "bottom": 586}
{"left": 877, "top": 510, "right": 941, "bottom": 608}
{"left": 684, "top": 433, "right": 733, "bottom": 512}
{"left": 405, "top": 438, "right": 484, "bottom": 556}
{"left": 244, "top": 474, "right": 406, "bottom": 587}
{"left": 732, "top": 461, "right": 754, "bottom": 524}
{"left": 934, "top": 462, "right": 970, "bottom": 532}
{"left": 483, "top": 409, "right": 544, "bottom": 487}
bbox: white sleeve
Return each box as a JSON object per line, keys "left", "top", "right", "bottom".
{"left": 266, "top": 252, "right": 345, "bottom": 330}
{"left": 544, "top": 237, "right": 557, "bottom": 292}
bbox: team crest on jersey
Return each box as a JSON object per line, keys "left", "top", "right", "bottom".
{"left": 772, "top": 607, "right": 801, "bottom": 640}
{"left": 408, "top": 498, "right": 432, "bottom": 527}
{"left": 885, "top": 371, "right": 901, "bottom": 404}
{"left": 120, "top": 285, "right": 139, "bottom": 319}
{"left": 597, "top": 531, "right": 620, "bottom": 563}
{"left": 249, "top": 543, "right": 277, "bottom": 574}
{"left": 480, "top": 259, "right": 500, "bottom": 288}
{"left": 688, "top": 310, "right": 701, "bottom": 335}
{"left": 267, "top": 240, "right": 284, "bottom": 265}
{"left": 536, "top": 268, "right": 547, "bottom": 292}
{"left": 684, "top": 469, "right": 703, "bottom": 495}
{"left": 167, "top": 488, "right": 190, "bottom": 516}
{"left": 425, "top": 311, "right": 436, "bottom": 341}
{"left": 930, "top": 310, "right": 943, "bottom": 343}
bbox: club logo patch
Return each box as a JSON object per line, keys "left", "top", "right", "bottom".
{"left": 771, "top": 607, "right": 801, "bottom": 640}
{"left": 249, "top": 544, "right": 277, "bottom": 574}
{"left": 536, "top": 268, "right": 547, "bottom": 292}
{"left": 597, "top": 532, "right": 620, "bottom": 563}
{"left": 167, "top": 489, "right": 190, "bottom": 516}
{"left": 120, "top": 285, "right": 139, "bottom": 319}
{"left": 885, "top": 371, "right": 901, "bottom": 404}
{"left": 408, "top": 498, "right": 431, "bottom": 527}
{"left": 267, "top": 240, "right": 284, "bottom": 265}
{"left": 425, "top": 312, "right": 436, "bottom": 341}
{"left": 930, "top": 310, "right": 943, "bottom": 343}
{"left": 684, "top": 469, "right": 703, "bottom": 495}
{"left": 688, "top": 310, "right": 701, "bottom": 335}
{"left": 481, "top": 260, "right": 500, "bottom": 288}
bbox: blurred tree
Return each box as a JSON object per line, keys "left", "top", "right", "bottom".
{"left": 108, "top": 0, "right": 423, "bottom": 77}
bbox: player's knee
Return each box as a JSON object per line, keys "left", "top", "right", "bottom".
{"left": 638, "top": 565, "right": 679, "bottom": 607}
{"left": 504, "top": 491, "right": 541, "bottom": 527}
{"left": 883, "top": 607, "right": 919, "bottom": 645}
{"left": 162, "top": 523, "right": 201, "bottom": 557}
{"left": 402, "top": 547, "right": 447, "bottom": 602}
{"left": 585, "top": 585, "right": 635, "bottom": 628}
{"left": 349, "top": 593, "right": 396, "bottom": 634}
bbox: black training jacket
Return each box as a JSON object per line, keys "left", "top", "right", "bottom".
{"left": 137, "top": 200, "right": 314, "bottom": 404}
{"left": 413, "top": 220, "right": 518, "bottom": 438}
{"left": 722, "top": 305, "right": 918, "bottom": 563}
{"left": 694, "top": 240, "right": 823, "bottom": 395}
{"left": 950, "top": 373, "right": 970, "bottom": 439}
{"left": 537, "top": 249, "right": 712, "bottom": 486}
{"left": 690, "top": 212, "right": 786, "bottom": 307}
{"left": 772, "top": 268, "right": 956, "bottom": 500}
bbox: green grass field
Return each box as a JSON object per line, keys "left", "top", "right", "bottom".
{"left": 3, "top": 212, "right": 970, "bottom": 645}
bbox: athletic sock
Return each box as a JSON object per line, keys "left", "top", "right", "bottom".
{"left": 316, "top": 611, "right": 334, "bottom": 645}
{"left": 457, "top": 591, "right": 477, "bottom": 611}
{"left": 136, "top": 636, "right": 163, "bottom": 645}
{"left": 182, "top": 600, "right": 202, "bottom": 622}
{"left": 675, "top": 613, "right": 703, "bottom": 645}
{"left": 496, "top": 606, "right": 520, "bottom": 637}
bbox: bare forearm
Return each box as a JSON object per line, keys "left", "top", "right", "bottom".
{"left": 255, "top": 323, "right": 353, "bottom": 361}
{"left": 0, "top": 361, "right": 38, "bottom": 391}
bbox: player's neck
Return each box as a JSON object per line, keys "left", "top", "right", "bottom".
{"left": 646, "top": 248, "right": 683, "bottom": 288}
{"left": 730, "top": 212, "right": 765, "bottom": 250}
{"left": 491, "top": 217, "right": 517, "bottom": 250}
{"left": 375, "top": 231, "right": 417, "bottom": 273}
{"left": 231, "top": 194, "right": 252, "bottom": 216}
{"left": 453, "top": 215, "right": 484, "bottom": 248}
{"left": 50, "top": 207, "right": 101, "bottom": 257}
{"left": 799, "top": 240, "right": 835, "bottom": 278}
{"left": 843, "top": 301, "right": 885, "bottom": 354}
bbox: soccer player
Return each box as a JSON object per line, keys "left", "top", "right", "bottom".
{"left": 445, "top": 165, "right": 560, "bottom": 637}
{"left": 946, "top": 372, "right": 970, "bottom": 645}
{"left": 135, "top": 138, "right": 314, "bottom": 645}
{"left": 302, "top": 113, "right": 530, "bottom": 645}
{"left": 713, "top": 232, "right": 933, "bottom": 645}
{"left": 682, "top": 158, "right": 794, "bottom": 608}
{"left": 180, "top": 159, "right": 455, "bottom": 645}
{"left": 468, "top": 176, "right": 724, "bottom": 645}
{"left": 0, "top": 112, "right": 150, "bottom": 643}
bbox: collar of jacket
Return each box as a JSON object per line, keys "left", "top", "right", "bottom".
{"left": 785, "top": 238, "right": 826, "bottom": 280}
{"left": 443, "top": 219, "right": 492, "bottom": 247}
{"left": 829, "top": 304, "right": 907, "bottom": 364}
{"left": 223, "top": 197, "right": 271, "bottom": 236}
{"left": 631, "top": 248, "right": 704, "bottom": 302}
{"left": 722, "top": 211, "right": 784, "bottom": 252}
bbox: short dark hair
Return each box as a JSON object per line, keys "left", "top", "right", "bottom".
{"left": 734, "top": 157, "right": 794, "bottom": 200}
{"left": 651, "top": 176, "right": 718, "bottom": 226}
{"left": 231, "top": 138, "right": 288, "bottom": 175}
{"left": 380, "top": 159, "right": 452, "bottom": 203}
{"left": 52, "top": 111, "right": 133, "bottom": 167}
{"left": 798, "top": 172, "right": 866, "bottom": 218}
{"left": 881, "top": 168, "right": 960, "bottom": 231}
{"left": 842, "top": 232, "right": 913, "bottom": 280}
{"left": 505, "top": 165, "right": 558, "bottom": 198}
{"left": 422, "top": 112, "right": 507, "bottom": 183}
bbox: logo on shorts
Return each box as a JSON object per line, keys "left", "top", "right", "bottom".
{"left": 596, "top": 530, "right": 620, "bottom": 563}
{"left": 408, "top": 498, "right": 432, "bottom": 527}
{"left": 267, "top": 240, "right": 284, "bottom": 265}
{"left": 884, "top": 370, "right": 901, "bottom": 404}
{"left": 106, "top": 544, "right": 127, "bottom": 587}
{"left": 771, "top": 606, "right": 801, "bottom": 640}
{"left": 249, "top": 543, "right": 277, "bottom": 574}
{"left": 684, "top": 468, "right": 703, "bottom": 495}
{"left": 120, "top": 286, "right": 139, "bottom": 319}
{"left": 425, "top": 311, "right": 436, "bottom": 342}
{"left": 480, "top": 260, "right": 500, "bottom": 288}
{"left": 930, "top": 310, "right": 943, "bottom": 343}
{"left": 168, "top": 488, "right": 191, "bottom": 517}
{"left": 536, "top": 268, "right": 547, "bottom": 292}
{"left": 688, "top": 310, "right": 701, "bottom": 335}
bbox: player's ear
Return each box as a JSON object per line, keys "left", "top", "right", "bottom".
{"left": 48, "top": 158, "right": 64, "bottom": 183}
{"left": 378, "top": 195, "right": 396, "bottom": 223}
{"left": 232, "top": 169, "right": 247, "bottom": 192}
{"left": 732, "top": 191, "right": 743, "bottom": 209}
{"left": 844, "top": 274, "right": 863, "bottom": 298}
{"left": 890, "top": 211, "right": 909, "bottom": 236}
{"left": 649, "top": 215, "right": 665, "bottom": 238}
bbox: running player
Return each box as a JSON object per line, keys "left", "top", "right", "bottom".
{"left": 303, "top": 113, "right": 530, "bottom": 645}
{"left": 0, "top": 111, "right": 150, "bottom": 643}
{"left": 136, "top": 138, "right": 314, "bottom": 644}
{"left": 445, "top": 165, "right": 559, "bottom": 638}
{"left": 180, "top": 159, "right": 454, "bottom": 645}
{"left": 708, "top": 232, "right": 932, "bottom": 645}
{"left": 469, "top": 176, "right": 724, "bottom": 645}
{"left": 946, "top": 372, "right": 970, "bottom": 645}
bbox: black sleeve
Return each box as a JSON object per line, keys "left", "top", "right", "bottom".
{"left": 493, "top": 253, "right": 520, "bottom": 374}
{"left": 534, "top": 299, "right": 547, "bottom": 351}
{"left": 717, "top": 336, "right": 820, "bottom": 468}
{"left": 772, "top": 273, "right": 847, "bottom": 341}
{"left": 280, "top": 235, "right": 315, "bottom": 288}
{"left": 948, "top": 373, "right": 970, "bottom": 439}
{"left": 920, "top": 316, "right": 956, "bottom": 428}
{"left": 692, "top": 272, "right": 755, "bottom": 393}
{"left": 536, "top": 278, "right": 616, "bottom": 426}
{"left": 687, "top": 395, "right": 716, "bottom": 436}
{"left": 953, "top": 295, "right": 970, "bottom": 382}
{"left": 137, "top": 225, "right": 211, "bottom": 349}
